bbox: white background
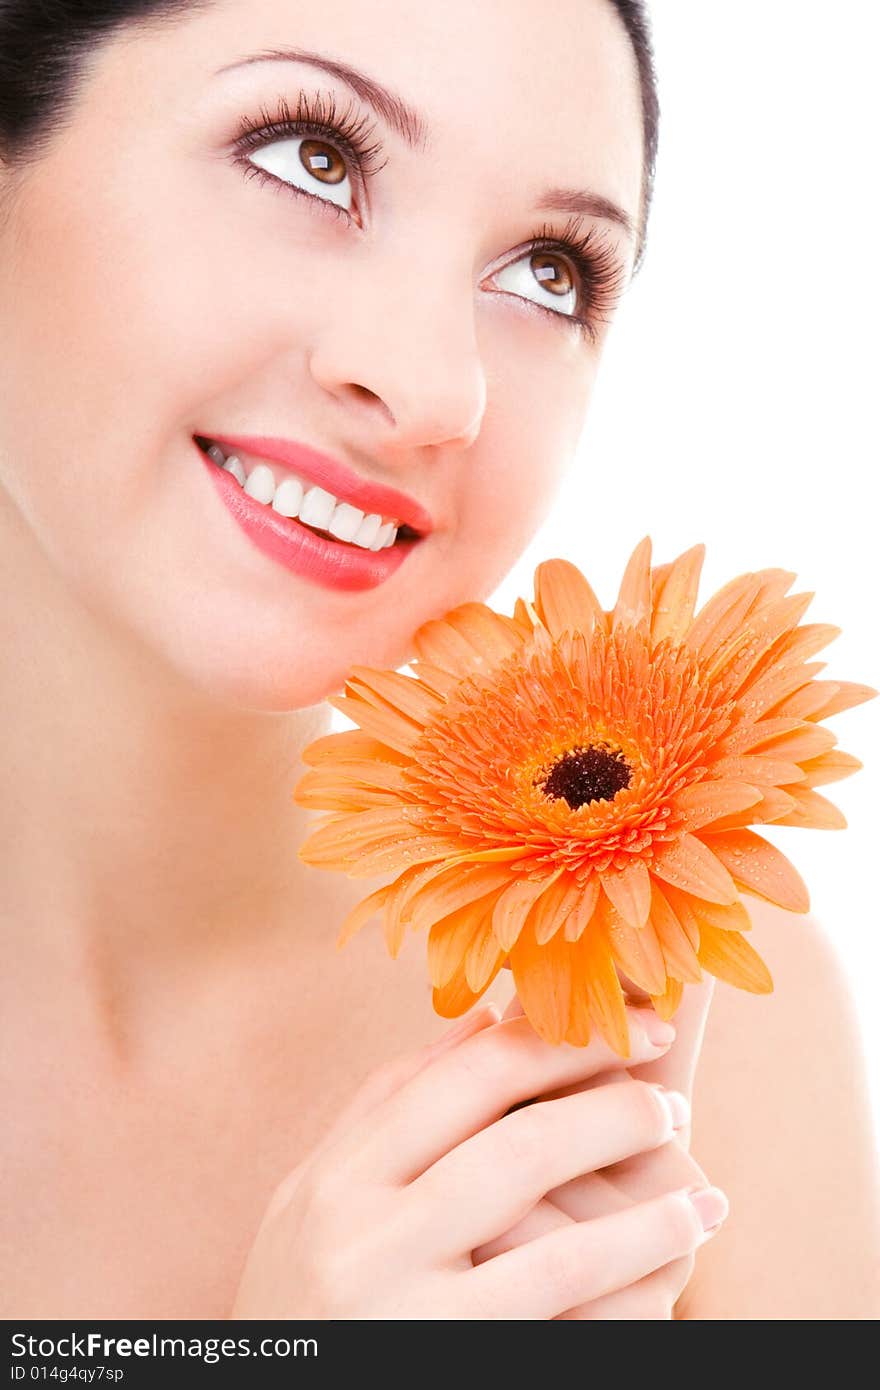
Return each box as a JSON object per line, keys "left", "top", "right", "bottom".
{"left": 334, "top": 4, "right": 880, "bottom": 1142}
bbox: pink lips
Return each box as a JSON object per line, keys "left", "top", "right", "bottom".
{"left": 196, "top": 439, "right": 422, "bottom": 592}
{"left": 202, "top": 432, "right": 434, "bottom": 536}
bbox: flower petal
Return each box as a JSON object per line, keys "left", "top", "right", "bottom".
{"left": 509, "top": 918, "right": 572, "bottom": 1045}
{"left": 533, "top": 558, "right": 605, "bottom": 639}
{"left": 743, "top": 660, "right": 826, "bottom": 719}
{"left": 301, "top": 728, "right": 410, "bottom": 767}
{"left": 412, "top": 602, "right": 524, "bottom": 679}
{"left": 769, "top": 786, "right": 847, "bottom": 829}
{"left": 714, "top": 592, "right": 815, "bottom": 690}
{"left": 531, "top": 873, "right": 583, "bottom": 945}
{"left": 336, "top": 883, "right": 392, "bottom": 948}
{"left": 427, "top": 900, "right": 491, "bottom": 987}
{"left": 687, "top": 574, "right": 763, "bottom": 663}
{"left": 745, "top": 568, "right": 798, "bottom": 610}
{"left": 649, "top": 975, "right": 684, "bottom": 1022}
{"left": 671, "top": 891, "right": 754, "bottom": 934}
{"left": 492, "top": 869, "right": 564, "bottom": 951}
{"left": 670, "top": 780, "right": 763, "bottom": 832}
{"left": 705, "top": 786, "right": 799, "bottom": 832}
{"left": 411, "top": 616, "right": 486, "bottom": 679}
{"left": 600, "top": 858, "right": 652, "bottom": 929}
{"left": 650, "top": 543, "right": 705, "bottom": 647}
{"left": 464, "top": 920, "right": 507, "bottom": 992}
{"left": 405, "top": 658, "right": 460, "bottom": 698}
{"left": 750, "top": 623, "right": 842, "bottom": 682}
{"left": 769, "top": 679, "right": 841, "bottom": 720}
{"left": 327, "top": 693, "right": 423, "bottom": 755}
{"left": 604, "top": 899, "right": 668, "bottom": 994}
{"left": 576, "top": 909, "right": 632, "bottom": 1056}
{"left": 711, "top": 753, "right": 807, "bottom": 786}
{"left": 563, "top": 874, "right": 602, "bottom": 941}
{"left": 648, "top": 883, "right": 703, "bottom": 982}
{"left": 700, "top": 828, "right": 810, "bottom": 912}
{"left": 650, "top": 833, "right": 739, "bottom": 905}
{"left": 802, "top": 680, "right": 878, "bottom": 722}
{"left": 433, "top": 964, "right": 501, "bottom": 1019}
{"left": 722, "top": 716, "right": 804, "bottom": 753}
{"left": 611, "top": 535, "right": 653, "bottom": 634}
{"left": 799, "top": 750, "right": 863, "bottom": 787}
{"left": 696, "top": 923, "right": 774, "bottom": 993}
{"left": 346, "top": 666, "right": 444, "bottom": 725}
{"left": 293, "top": 760, "right": 408, "bottom": 811}
{"left": 298, "top": 806, "right": 413, "bottom": 863}
{"left": 450, "top": 845, "right": 532, "bottom": 865}
{"left": 747, "top": 723, "right": 838, "bottom": 764}
{"left": 402, "top": 862, "right": 514, "bottom": 935}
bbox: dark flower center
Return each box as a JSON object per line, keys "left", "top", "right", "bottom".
{"left": 537, "top": 743, "right": 633, "bottom": 810}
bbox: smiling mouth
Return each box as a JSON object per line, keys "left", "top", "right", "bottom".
{"left": 194, "top": 435, "right": 423, "bottom": 549}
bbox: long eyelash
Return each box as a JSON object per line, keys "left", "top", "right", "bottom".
{"left": 231, "top": 99, "right": 625, "bottom": 342}
{"left": 230, "top": 90, "right": 388, "bottom": 214}
{"left": 525, "top": 216, "right": 628, "bottom": 344}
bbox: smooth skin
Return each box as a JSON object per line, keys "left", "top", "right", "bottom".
{"left": 1, "top": 0, "right": 877, "bottom": 1319}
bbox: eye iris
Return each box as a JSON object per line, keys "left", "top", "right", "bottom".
{"left": 531, "top": 252, "right": 573, "bottom": 299}
{"left": 300, "top": 138, "right": 346, "bottom": 185}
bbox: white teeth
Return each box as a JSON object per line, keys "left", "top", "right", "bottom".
{"left": 352, "top": 512, "right": 382, "bottom": 549}
{"left": 222, "top": 453, "right": 247, "bottom": 486}
{"left": 328, "top": 501, "right": 365, "bottom": 542}
{"left": 299, "top": 486, "right": 337, "bottom": 530}
{"left": 272, "top": 476, "right": 304, "bottom": 518}
{"left": 243, "top": 462, "right": 275, "bottom": 504}
{"left": 371, "top": 520, "right": 398, "bottom": 551}
{"left": 203, "top": 439, "right": 409, "bottom": 548}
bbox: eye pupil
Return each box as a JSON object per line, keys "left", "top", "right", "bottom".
{"left": 300, "top": 137, "right": 346, "bottom": 185}
{"left": 531, "top": 251, "right": 572, "bottom": 298}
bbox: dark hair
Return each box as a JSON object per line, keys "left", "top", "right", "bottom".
{"left": 0, "top": 0, "right": 659, "bottom": 269}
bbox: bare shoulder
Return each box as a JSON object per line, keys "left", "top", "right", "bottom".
{"left": 677, "top": 896, "right": 880, "bottom": 1320}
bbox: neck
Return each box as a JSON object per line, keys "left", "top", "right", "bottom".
{"left": 1, "top": 491, "right": 336, "bottom": 1040}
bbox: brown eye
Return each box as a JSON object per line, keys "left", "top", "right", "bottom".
{"left": 530, "top": 252, "right": 575, "bottom": 298}
{"left": 299, "top": 138, "right": 347, "bottom": 186}
{"left": 246, "top": 134, "right": 355, "bottom": 213}
{"left": 492, "top": 247, "right": 579, "bottom": 320}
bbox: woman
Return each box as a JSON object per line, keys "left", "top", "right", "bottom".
{"left": 1, "top": 0, "right": 877, "bottom": 1320}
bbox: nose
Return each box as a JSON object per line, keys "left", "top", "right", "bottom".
{"left": 306, "top": 260, "right": 488, "bottom": 454}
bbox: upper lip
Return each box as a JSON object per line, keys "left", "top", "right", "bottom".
{"left": 198, "top": 432, "right": 434, "bottom": 535}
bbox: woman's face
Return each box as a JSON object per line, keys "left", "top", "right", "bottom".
{"left": 0, "top": 0, "right": 642, "bottom": 710}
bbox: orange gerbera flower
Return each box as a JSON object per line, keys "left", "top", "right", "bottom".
{"left": 293, "top": 538, "right": 875, "bottom": 1055}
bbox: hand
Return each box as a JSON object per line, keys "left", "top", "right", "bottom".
{"left": 229, "top": 1004, "right": 720, "bottom": 1319}
{"left": 474, "top": 977, "right": 720, "bottom": 1318}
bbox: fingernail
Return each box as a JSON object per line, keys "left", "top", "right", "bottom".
{"left": 652, "top": 1085, "right": 690, "bottom": 1131}
{"left": 635, "top": 1009, "right": 676, "bottom": 1046}
{"left": 687, "top": 1185, "right": 729, "bottom": 1241}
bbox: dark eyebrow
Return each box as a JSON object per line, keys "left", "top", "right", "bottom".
{"left": 214, "top": 47, "right": 635, "bottom": 243}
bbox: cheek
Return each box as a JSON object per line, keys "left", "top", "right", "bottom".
{"left": 445, "top": 355, "right": 593, "bottom": 602}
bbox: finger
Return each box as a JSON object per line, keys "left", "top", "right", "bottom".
{"left": 546, "top": 1133, "right": 708, "bottom": 1224}
{"left": 313, "top": 1003, "right": 501, "bottom": 1154}
{"left": 534, "top": 977, "right": 716, "bottom": 1152}
{"left": 555, "top": 1258, "right": 694, "bottom": 1319}
{"left": 409, "top": 1079, "right": 689, "bottom": 1255}
{"left": 628, "top": 974, "right": 716, "bottom": 1145}
{"left": 501, "top": 992, "right": 524, "bottom": 1022}
{"left": 474, "top": 1176, "right": 694, "bottom": 1321}
{"left": 332, "top": 1007, "right": 676, "bottom": 1183}
{"left": 467, "top": 1185, "right": 722, "bottom": 1320}
{"left": 472, "top": 1193, "right": 574, "bottom": 1265}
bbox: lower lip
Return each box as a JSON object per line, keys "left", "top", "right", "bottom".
{"left": 196, "top": 441, "right": 420, "bottom": 592}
